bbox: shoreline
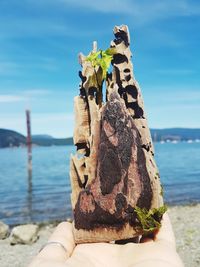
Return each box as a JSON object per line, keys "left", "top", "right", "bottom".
{"left": 3, "top": 202, "right": 200, "bottom": 228}
{"left": 0, "top": 204, "right": 200, "bottom": 267}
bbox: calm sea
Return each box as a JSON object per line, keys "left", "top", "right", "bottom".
{"left": 0, "top": 143, "right": 199, "bottom": 225}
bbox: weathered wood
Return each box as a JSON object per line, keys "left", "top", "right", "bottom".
{"left": 70, "top": 25, "right": 164, "bottom": 243}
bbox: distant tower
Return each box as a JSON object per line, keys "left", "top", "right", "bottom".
{"left": 26, "top": 110, "right": 32, "bottom": 171}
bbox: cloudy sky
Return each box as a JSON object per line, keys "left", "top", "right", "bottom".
{"left": 0, "top": 0, "right": 199, "bottom": 137}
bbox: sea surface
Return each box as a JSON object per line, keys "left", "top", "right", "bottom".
{"left": 0, "top": 142, "right": 199, "bottom": 225}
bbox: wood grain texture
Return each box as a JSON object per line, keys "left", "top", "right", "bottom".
{"left": 70, "top": 25, "right": 164, "bottom": 243}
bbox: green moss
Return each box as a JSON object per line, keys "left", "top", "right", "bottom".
{"left": 160, "top": 185, "right": 164, "bottom": 196}
{"left": 134, "top": 205, "right": 167, "bottom": 234}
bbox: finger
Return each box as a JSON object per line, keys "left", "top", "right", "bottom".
{"left": 154, "top": 213, "right": 176, "bottom": 246}
{"left": 38, "top": 222, "right": 75, "bottom": 261}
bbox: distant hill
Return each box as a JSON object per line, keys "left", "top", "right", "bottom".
{"left": 0, "top": 129, "right": 73, "bottom": 148}
{"left": 32, "top": 134, "right": 54, "bottom": 140}
{"left": 0, "top": 129, "right": 26, "bottom": 148}
{"left": 32, "top": 137, "right": 73, "bottom": 146}
{"left": 1, "top": 128, "right": 200, "bottom": 148}
{"left": 150, "top": 128, "right": 200, "bottom": 141}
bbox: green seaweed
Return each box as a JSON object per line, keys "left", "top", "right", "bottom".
{"left": 86, "top": 48, "right": 116, "bottom": 80}
{"left": 135, "top": 205, "right": 167, "bottom": 234}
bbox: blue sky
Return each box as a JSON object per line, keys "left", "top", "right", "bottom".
{"left": 0, "top": 0, "right": 200, "bottom": 137}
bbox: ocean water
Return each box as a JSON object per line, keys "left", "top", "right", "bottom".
{"left": 0, "top": 142, "right": 199, "bottom": 225}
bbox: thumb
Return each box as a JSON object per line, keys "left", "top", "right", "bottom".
{"left": 154, "top": 213, "right": 176, "bottom": 246}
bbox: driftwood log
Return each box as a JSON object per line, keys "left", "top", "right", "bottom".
{"left": 70, "top": 25, "right": 164, "bottom": 243}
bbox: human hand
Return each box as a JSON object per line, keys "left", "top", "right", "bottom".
{"left": 29, "top": 213, "right": 184, "bottom": 267}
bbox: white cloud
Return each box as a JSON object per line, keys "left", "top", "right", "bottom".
{"left": 24, "top": 89, "right": 51, "bottom": 96}
{"left": 155, "top": 69, "right": 196, "bottom": 75}
{"left": 0, "top": 58, "right": 60, "bottom": 76}
{"left": 0, "top": 90, "right": 53, "bottom": 106}
{"left": 61, "top": 0, "right": 132, "bottom": 13}
{"left": 0, "top": 18, "right": 66, "bottom": 39}
{"left": 0, "top": 112, "right": 74, "bottom": 138}
{"left": 31, "top": 112, "right": 74, "bottom": 137}
{"left": 143, "top": 87, "right": 200, "bottom": 112}
{"left": 0, "top": 18, "right": 105, "bottom": 41}
{"left": 141, "top": 27, "right": 186, "bottom": 48}
{"left": 0, "top": 62, "right": 20, "bottom": 75}
{"left": 0, "top": 114, "right": 26, "bottom": 132}
{"left": 32, "top": 112, "right": 73, "bottom": 122}
{"left": 60, "top": 0, "right": 200, "bottom": 21}
{"left": 1, "top": 0, "right": 199, "bottom": 41}
{"left": 0, "top": 95, "right": 27, "bottom": 103}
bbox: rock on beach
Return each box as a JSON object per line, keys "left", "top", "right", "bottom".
{"left": 0, "top": 205, "right": 200, "bottom": 267}
{"left": 0, "top": 221, "right": 9, "bottom": 239}
{"left": 10, "top": 224, "right": 39, "bottom": 245}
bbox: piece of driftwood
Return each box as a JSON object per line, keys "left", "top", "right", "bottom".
{"left": 70, "top": 25, "right": 164, "bottom": 243}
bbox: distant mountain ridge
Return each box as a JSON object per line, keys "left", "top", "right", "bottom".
{"left": 0, "top": 129, "right": 73, "bottom": 148}
{"left": 0, "top": 128, "right": 200, "bottom": 148}
{"left": 32, "top": 136, "right": 73, "bottom": 146}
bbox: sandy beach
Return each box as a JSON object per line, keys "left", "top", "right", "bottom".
{"left": 0, "top": 204, "right": 199, "bottom": 267}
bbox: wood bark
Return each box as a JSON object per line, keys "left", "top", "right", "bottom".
{"left": 70, "top": 25, "right": 164, "bottom": 243}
